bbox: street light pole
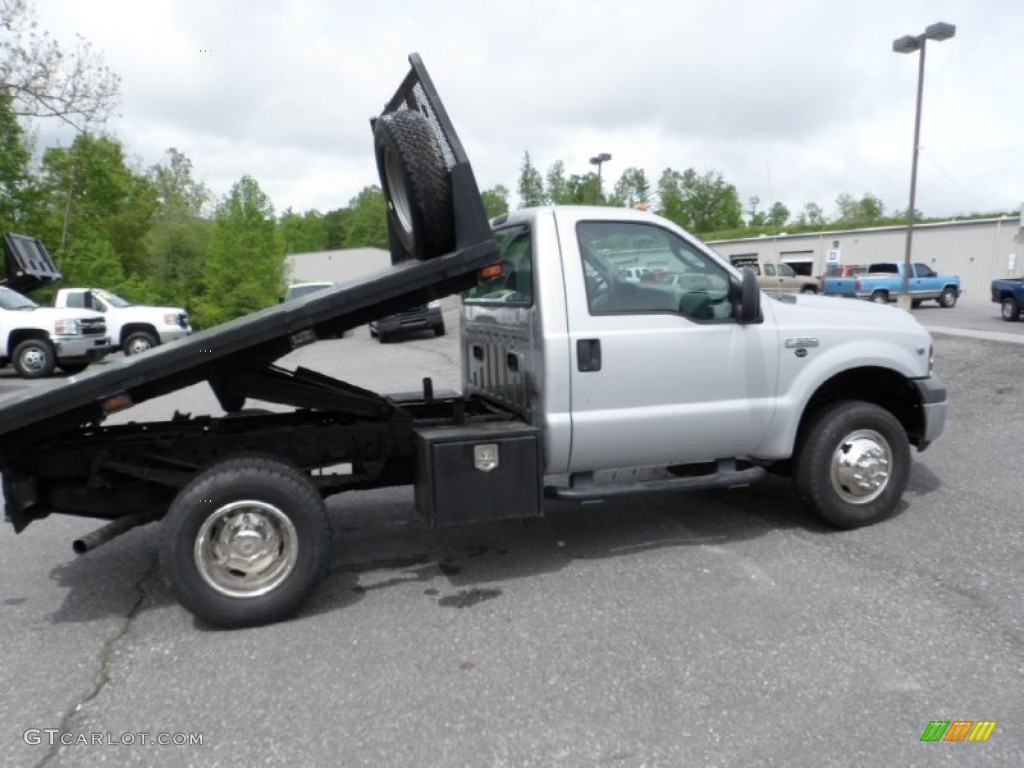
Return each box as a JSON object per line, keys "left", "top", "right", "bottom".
{"left": 892, "top": 21, "right": 955, "bottom": 311}
{"left": 589, "top": 153, "right": 611, "bottom": 204}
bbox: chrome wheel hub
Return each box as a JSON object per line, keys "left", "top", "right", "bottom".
{"left": 195, "top": 501, "right": 298, "bottom": 598}
{"left": 830, "top": 429, "right": 892, "bottom": 505}
{"left": 21, "top": 348, "right": 47, "bottom": 371}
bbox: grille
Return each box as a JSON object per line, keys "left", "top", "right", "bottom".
{"left": 80, "top": 318, "right": 107, "bottom": 336}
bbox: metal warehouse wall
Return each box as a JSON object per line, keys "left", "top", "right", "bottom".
{"left": 708, "top": 217, "right": 1022, "bottom": 300}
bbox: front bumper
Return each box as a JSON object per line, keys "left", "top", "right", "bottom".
{"left": 912, "top": 374, "right": 947, "bottom": 450}
{"left": 157, "top": 325, "right": 193, "bottom": 344}
{"left": 55, "top": 335, "right": 112, "bottom": 363}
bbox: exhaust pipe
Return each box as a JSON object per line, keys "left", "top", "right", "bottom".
{"left": 73, "top": 511, "right": 154, "bottom": 555}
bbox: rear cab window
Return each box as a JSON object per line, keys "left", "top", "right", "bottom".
{"left": 463, "top": 224, "right": 533, "bottom": 306}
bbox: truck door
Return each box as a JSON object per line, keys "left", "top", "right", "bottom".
{"left": 564, "top": 217, "right": 778, "bottom": 472}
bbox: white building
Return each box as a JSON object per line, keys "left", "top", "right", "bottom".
{"left": 286, "top": 247, "right": 391, "bottom": 286}
{"left": 707, "top": 216, "right": 1022, "bottom": 300}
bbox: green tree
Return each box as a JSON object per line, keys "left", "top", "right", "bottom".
{"left": 545, "top": 160, "right": 570, "bottom": 204}
{"left": 40, "top": 133, "right": 157, "bottom": 279}
{"left": 481, "top": 185, "right": 509, "bottom": 218}
{"left": 656, "top": 168, "right": 686, "bottom": 224}
{"left": 767, "top": 201, "right": 790, "bottom": 228}
{"left": 195, "top": 175, "right": 283, "bottom": 328}
{"left": 323, "top": 207, "right": 347, "bottom": 249}
{"left": 566, "top": 173, "right": 599, "bottom": 205}
{"left": 612, "top": 167, "right": 652, "bottom": 209}
{"left": 677, "top": 168, "right": 743, "bottom": 233}
{"left": 279, "top": 207, "right": 327, "bottom": 254}
{"left": 0, "top": 91, "right": 31, "bottom": 231}
{"left": 1, "top": 0, "right": 120, "bottom": 129}
{"left": 342, "top": 186, "right": 388, "bottom": 248}
{"left": 144, "top": 148, "right": 212, "bottom": 310}
{"left": 796, "top": 202, "right": 825, "bottom": 226}
{"left": 835, "top": 192, "right": 886, "bottom": 225}
{"left": 746, "top": 196, "right": 766, "bottom": 227}
{"left": 517, "top": 152, "right": 546, "bottom": 207}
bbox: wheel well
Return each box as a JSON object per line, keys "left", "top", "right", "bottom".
{"left": 120, "top": 323, "right": 157, "bottom": 345}
{"left": 8, "top": 330, "right": 51, "bottom": 357}
{"left": 795, "top": 367, "right": 926, "bottom": 448}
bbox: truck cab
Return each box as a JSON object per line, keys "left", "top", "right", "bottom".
{"left": 463, "top": 206, "right": 944, "bottom": 481}
{"left": 758, "top": 261, "right": 819, "bottom": 294}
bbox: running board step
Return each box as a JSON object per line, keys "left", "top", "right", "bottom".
{"left": 544, "top": 465, "right": 765, "bottom": 503}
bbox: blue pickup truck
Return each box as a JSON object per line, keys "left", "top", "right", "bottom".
{"left": 823, "top": 261, "right": 961, "bottom": 308}
{"left": 991, "top": 275, "right": 1024, "bottom": 321}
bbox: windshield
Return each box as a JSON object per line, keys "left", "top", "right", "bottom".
{"left": 95, "top": 289, "right": 132, "bottom": 308}
{"left": 0, "top": 287, "right": 39, "bottom": 310}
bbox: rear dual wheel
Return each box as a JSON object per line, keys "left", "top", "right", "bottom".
{"left": 160, "top": 456, "right": 330, "bottom": 628}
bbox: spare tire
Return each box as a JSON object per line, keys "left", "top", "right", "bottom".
{"left": 374, "top": 110, "right": 455, "bottom": 260}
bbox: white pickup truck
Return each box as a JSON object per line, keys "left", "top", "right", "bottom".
{"left": 53, "top": 287, "right": 191, "bottom": 355}
{"left": 0, "top": 286, "right": 111, "bottom": 377}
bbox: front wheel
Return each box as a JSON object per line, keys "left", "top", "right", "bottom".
{"left": 793, "top": 401, "right": 910, "bottom": 529}
{"left": 938, "top": 287, "right": 958, "bottom": 308}
{"left": 12, "top": 338, "right": 56, "bottom": 378}
{"left": 1000, "top": 297, "right": 1020, "bottom": 322}
{"left": 123, "top": 330, "right": 158, "bottom": 356}
{"left": 160, "top": 456, "right": 330, "bottom": 628}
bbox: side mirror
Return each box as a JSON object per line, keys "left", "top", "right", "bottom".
{"left": 735, "top": 267, "right": 762, "bottom": 324}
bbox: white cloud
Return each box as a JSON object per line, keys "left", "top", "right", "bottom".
{"left": 25, "top": 0, "right": 1024, "bottom": 220}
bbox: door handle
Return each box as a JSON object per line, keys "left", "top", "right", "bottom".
{"left": 577, "top": 339, "right": 602, "bottom": 372}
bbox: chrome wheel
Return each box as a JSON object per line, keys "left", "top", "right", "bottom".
{"left": 19, "top": 345, "right": 50, "bottom": 374}
{"left": 194, "top": 500, "right": 298, "bottom": 598}
{"left": 127, "top": 337, "right": 152, "bottom": 354}
{"left": 830, "top": 428, "right": 892, "bottom": 505}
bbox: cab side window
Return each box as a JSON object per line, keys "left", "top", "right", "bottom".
{"left": 578, "top": 221, "right": 733, "bottom": 321}
{"left": 464, "top": 224, "right": 533, "bottom": 305}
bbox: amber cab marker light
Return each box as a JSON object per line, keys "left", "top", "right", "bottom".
{"left": 479, "top": 264, "right": 504, "bottom": 280}
{"left": 101, "top": 393, "right": 133, "bottom": 414}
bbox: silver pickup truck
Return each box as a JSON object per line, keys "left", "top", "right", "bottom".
{"left": 0, "top": 55, "right": 948, "bottom": 628}
{"left": 463, "top": 206, "right": 946, "bottom": 533}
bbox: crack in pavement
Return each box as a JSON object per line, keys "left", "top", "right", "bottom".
{"left": 35, "top": 556, "right": 158, "bottom": 768}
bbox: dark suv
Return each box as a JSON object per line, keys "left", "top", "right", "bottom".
{"left": 370, "top": 300, "right": 445, "bottom": 342}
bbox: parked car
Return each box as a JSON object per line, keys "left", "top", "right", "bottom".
{"left": 817, "top": 264, "right": 866, "bottom": 291}
{"left": 0, "top": 286, "right": 111, "bottom": 377}
{"left": 991, "top": 274, "right": 1024, "bottom": 321}
{"left": 284, "top": 282, "right": 335, "bottom": 302}
{"left": 620, "top": 267, "right": 656, "bottom": 283}
{"left": 758, "top": 262, "right": 818, "bottom": 294}
{"left": 823, "top": 262, "right": 961, "bottom": 307}
{"left": 370, "top": 300, "right": 445, "bottom": 342}
{"left": 53, "top": 288, "right": 191, "bottom": 355}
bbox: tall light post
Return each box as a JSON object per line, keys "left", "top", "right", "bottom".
{"left": 589, "top": 152, "right": 611, "bottom": 204}
{"left": 892, "top": 21, "right": 955, "bottom": 311}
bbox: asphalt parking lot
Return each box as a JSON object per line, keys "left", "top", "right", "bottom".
{"left": 1, "top": 295, "right": 1021, "bottom": 767}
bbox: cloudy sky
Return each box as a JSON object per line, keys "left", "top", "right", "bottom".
{"left": 28, "top": 0, "right": 1024, "bottom": 223}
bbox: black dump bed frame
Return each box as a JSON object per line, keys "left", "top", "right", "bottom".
{"left": 0, "top": 55, "right": 501, "bottom": 531}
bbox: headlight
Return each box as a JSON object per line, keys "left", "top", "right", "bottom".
{"left": 428, "top": 300, "right": 441, "bottom": 309}
{"left": 163, "top": 313, "right": 179, "bottom": 325}
{"left": 55, "top": 318, "right": 81, "bottom": 335}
